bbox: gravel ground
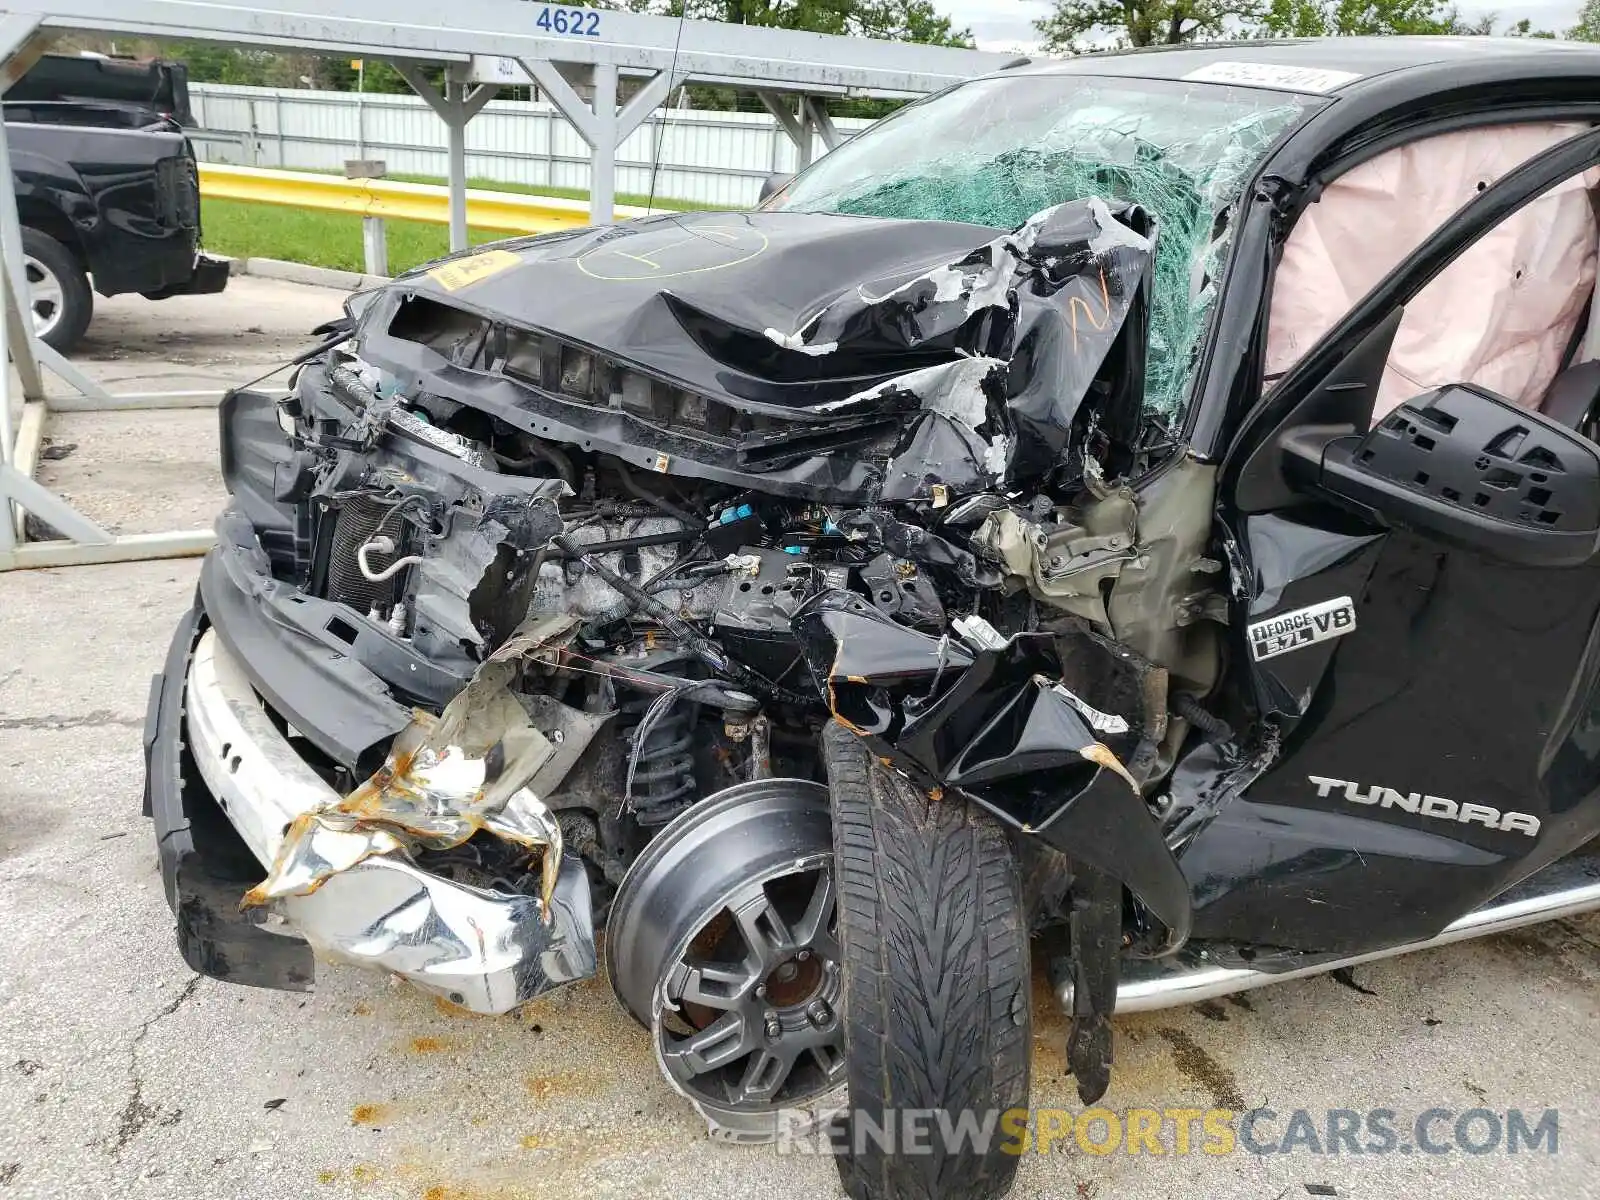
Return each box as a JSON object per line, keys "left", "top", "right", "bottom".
{"left": 1, "top": 280, "right": 1597, "bottom": 1200}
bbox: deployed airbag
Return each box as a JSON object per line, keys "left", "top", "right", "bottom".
{"left": 1266, "top": 123, "right": 1600, "bottom": 417}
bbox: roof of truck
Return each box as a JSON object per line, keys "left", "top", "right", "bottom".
{"left": 1009, "top": 36, "right": 1600, "bottom": 95}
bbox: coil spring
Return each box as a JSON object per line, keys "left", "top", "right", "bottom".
{"left": 622, "top": 701, "right": 698, "bottom": 827}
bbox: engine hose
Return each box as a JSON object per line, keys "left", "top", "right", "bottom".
{"left": 551, "top": 537, "right": 817, "bottom": 706}
{"left": 552, "top": 534, "right": 731, "bottom": 674}
{"left": 551, "top": 529, "right": 697, "bottom": 557}
{"left": 1172, "top": 692, "right": 1232, "bottom": 742}
{"left": 327, "top": 363, "right": 376, "bottom": 413}
{"left": 613, "top": 462, "right": 701, "bottom": 526}
{"left": 494, "top": 442, "right": 578, "bottom": 487}
{"left": 357, "top": 536, "right": 423, "bottom": 582}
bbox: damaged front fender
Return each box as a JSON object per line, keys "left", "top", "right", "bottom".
{"left": 795, "top": 592, "right": 1192, "bottom": 945}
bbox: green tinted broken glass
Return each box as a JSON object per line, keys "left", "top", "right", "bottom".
{"left": 772, "top": 77, "right": 1309, "bottom": 423}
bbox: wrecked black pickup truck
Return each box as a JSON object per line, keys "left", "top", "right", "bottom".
{"left": 148, "top": 38, "right": 1600, "bottom": 1200}
{"left": 6, "top": 53, "right": 229, "bottom": 353}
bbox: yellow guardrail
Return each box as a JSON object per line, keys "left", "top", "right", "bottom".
{"left": 197, "top": 163, "right": 654, "bottom": 234}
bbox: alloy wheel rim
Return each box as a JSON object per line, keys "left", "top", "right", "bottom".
{"left": 605, "top": 778, "right": 847, "bottom": 1139}
{"left": 23, "top": 254, "right": 64, "bottom": 339}
{"left": 656, "top": 857, "right": 845, "bottom": 1113}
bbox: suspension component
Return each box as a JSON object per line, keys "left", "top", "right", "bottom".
{"left": 621, "top": 697, "right": 698, "bottom": 827}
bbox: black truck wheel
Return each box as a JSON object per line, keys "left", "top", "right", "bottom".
{"left": 822, "top": 722, "right": 1031, "bottom": 1200}
{"left": 22, "top": 227, "right": 92, "bottom": 354}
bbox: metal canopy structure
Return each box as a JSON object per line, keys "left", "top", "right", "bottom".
{"left": 0, "top": 1, "right": 1010, "bottom": 570}
{"left": 21, "top": 1, "right": 1015, "bottom": 229}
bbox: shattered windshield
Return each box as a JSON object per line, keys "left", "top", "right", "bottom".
{"left": 766, "top": 75, "right": 1313, "bottom": 423}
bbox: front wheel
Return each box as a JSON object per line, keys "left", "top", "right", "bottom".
{"left": 823, "top": 722, "right": 1031, "bottom": 1200}
{"left": 22, "top": 227, "right": 93, "bottom": 354}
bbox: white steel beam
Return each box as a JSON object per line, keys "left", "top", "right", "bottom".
{"left": 0, "top": 529, "right": 216, "bottom": 571}
{"left": 520, "top": 57, "right": 601, "bottom": 146}
{"left": 617, "top": 68, "right": 680, "bottom": 144}
{"left": 21, "top": 1, "right": 1012, "bottom": 96}
{"left": 758, "top": 91, "right": 805, "bottom": 148}
{"left": 805, "top": 96, "right": 842, "bottom": 152}
{"left": 0, "top": 463, "right": 112, "bottom": 544}
{"left": 396, "top": 62, "right": 500, "bottom": 250}
{"left": 589, "top": 63, "right": 617, "bottom": 225}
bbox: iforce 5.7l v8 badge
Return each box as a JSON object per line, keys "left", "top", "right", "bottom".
{"left": 1248, "top": 596, "right": 1357, "bottom": 662}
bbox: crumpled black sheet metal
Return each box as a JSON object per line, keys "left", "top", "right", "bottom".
{"left": 373, "top": 199, "right": 1153, "bottom": 503}
{"left": 794, "top": 591, "right": 1192, "bottom": 941}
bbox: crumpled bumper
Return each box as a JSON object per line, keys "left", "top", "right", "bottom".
{"left": 147, "top": 613, "right": 596, "bottom": 1013}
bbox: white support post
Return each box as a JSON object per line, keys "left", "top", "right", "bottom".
{"left": 396, "top": 63, "right": 498, "bottom": 252}
{"left": 2, "top": 259, "right": 41, "bottom": 408}
{"left": 445, "top": 76, "right": 469, "bottom": 249}
{"left": 362, "top": 217, "right": 389, "bottom": 277}
{"left": 805, "top": 97, "right": 841, "bottom": 152}
{"left": 617, "top": 69, "right": 678, "bottom": 142}
{"left": 758, "top": 92, "right": 817, "bottom": 169}
{"left": 517, "top": 59, "right": 679, "bottom": 225}
{"left": 521, "top": 59, "right": 601, "bottom": 145}
{"left": 0, "top": 13, "right": 47, "bottom": 423}
{"left": 589, "top": 63, "right": 617, "bottom": 226}
{"left": 0, "top": 255, "right": 14, "bottom": 554}
{"left": 11, "top": 399, "right": 42, "bottom": 539}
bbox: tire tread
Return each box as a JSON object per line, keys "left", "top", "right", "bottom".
{"left": 824, "top": 723, "right": 1030, "bottom": 1200}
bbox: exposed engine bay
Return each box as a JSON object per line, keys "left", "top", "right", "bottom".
{"left": 187, "top": 198, "right": 1229, "bottom": 1134}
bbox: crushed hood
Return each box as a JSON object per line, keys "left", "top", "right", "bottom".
{"left": 408, "top": 209, "right": 1002, "bottom": 409}
{"left": 367, "top": 200, "right": 1156, "bottom": 502}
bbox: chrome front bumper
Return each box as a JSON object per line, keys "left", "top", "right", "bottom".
{"left": 182, "top": 629, "right": 595, "bottom": 1013}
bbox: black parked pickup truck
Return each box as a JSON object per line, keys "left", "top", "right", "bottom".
{"left": 5, "top": 53, "right": 229, "bottom": 353}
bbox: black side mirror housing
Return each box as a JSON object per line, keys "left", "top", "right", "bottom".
{"left": 758, "top": 171, "right": 794, "bottom": 204}
{"left": 1285, "top": 383, "right": 1600, "bottom": 567}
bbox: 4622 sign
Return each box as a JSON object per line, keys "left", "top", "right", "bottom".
{"left": 527, "top": 4, "right": 603, "bottom": 36}
{"left": 1248, "top": 596, "right": 1357, "bottom": 662}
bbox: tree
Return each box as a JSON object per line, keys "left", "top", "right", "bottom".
{"left": 602, "top": 0, "right": 968, "bottom": 112}
{"left": 1032, "top": 0, "right": 1543, "bottom": 48}
{"left": 1573, "top": 0, "right": 1600, "bottom": 40}
{"left": 855, "top": 0, "right": 972, "bottom": 45}
{"left": 1035, "top": 0, "right": 1263, "bottom": 52}
{"left": 1504, "top": 16, "right": 1558, "bottom": 37}
{"left": 1251, "top": 0, "right": 1458, "bottom": 37}
{"left": 606, "top": 0, "right": 970, "bottom": 46}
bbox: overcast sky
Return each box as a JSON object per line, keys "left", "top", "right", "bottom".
{"left": 935, "top": 0, "right": 1586, "bottom": 52}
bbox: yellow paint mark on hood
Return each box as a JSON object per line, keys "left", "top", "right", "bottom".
{"left": 427, "top": 248, "right": 522, "bottom": 292}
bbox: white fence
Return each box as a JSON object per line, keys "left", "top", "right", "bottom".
{"left": 188, "top": 83, "right": 875, "bottom": 209}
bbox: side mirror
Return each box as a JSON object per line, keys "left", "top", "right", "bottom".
{"left": 758, "top": 171, "right": 793, "bottom": 205}
{"left": 1284, "top": 383, "right": 1600, "bottom": 567}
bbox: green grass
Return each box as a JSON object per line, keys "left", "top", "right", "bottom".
{"left": 201, "top": 197, "right": 506, "bottom": 275}
{"left": 287, "top": 167, "right": 725, "bottom": 213}
{"left": 380, "top": 171, "right": 723, "bottom": 213}
{"left": 201, "top": 173, "right": 732, "bottom": 274}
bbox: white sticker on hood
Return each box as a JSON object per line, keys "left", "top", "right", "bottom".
{"left": 1249, "top": 596, "right": 1357, "bottom": 662}
{"left": 1182, "top": 62, "right": 1361, "bottom": 94}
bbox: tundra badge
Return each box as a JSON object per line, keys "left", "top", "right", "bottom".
{"left": 1309, "top": 776, "right": 1541, "bottom": 836}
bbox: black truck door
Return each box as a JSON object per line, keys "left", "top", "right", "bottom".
{"left": 1177, "top": 127, "right": 1600, "bottom": 956}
